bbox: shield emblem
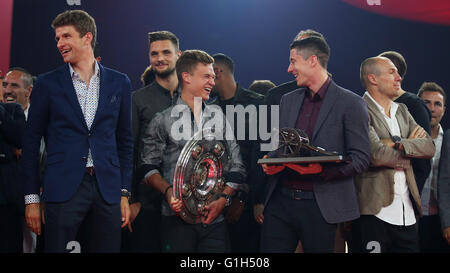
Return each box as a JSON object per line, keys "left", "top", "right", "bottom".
{"left": 173, "top": 128, "right": 231, "bottom": 224}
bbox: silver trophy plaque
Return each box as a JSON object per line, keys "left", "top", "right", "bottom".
{"left": 173, "top": 128, "right": 231, "bottom": 224}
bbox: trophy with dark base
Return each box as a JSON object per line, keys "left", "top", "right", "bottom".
{"left": 257, "top": 128, "right": 350, "bottom": 165}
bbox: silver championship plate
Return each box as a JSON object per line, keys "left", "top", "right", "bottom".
{"left": 173, "top": 128, "right": 231, "bottom": 224}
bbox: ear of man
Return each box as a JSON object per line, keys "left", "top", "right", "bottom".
{"left": 181, "top": 71, "right": 191, "bottom": 85}
{"left": 367, "top": 74, "right": 377, "bottom": 86}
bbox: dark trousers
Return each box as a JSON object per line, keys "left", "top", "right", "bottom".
{"left": 260, "top": 187, "right": 336, "bottom": 253}
{"left": 121, "top": 207, "right": 161, "bottom": 252}
{"left": 351, "top": 215, "right": 419, "bottom": 253}
{"left": 44, "top": 173, "right": 121, "bottom": 253}
{"left": 227, "top": 205, "right": 261, "bottom": 253}
{"left": 419, "top": 214, "right": 450, "bottom": 253}
{"left": 0, "top": 204, "right": 23, "bottom": 253}
{"left": 160, "top": 215, "right": 229, "bottom": 253}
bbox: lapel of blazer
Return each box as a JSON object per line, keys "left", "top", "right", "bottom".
{"left": 90, "top": 64, "right": 109, "bottom": 131}
{"left": 311, "top": 81, "right": 337, "bottom": 141}
{"left": 285, "top": 88, "right": 305, "bottom": 128}
{"left": 363, "top": 93, "right": 393, "bottom": 136}
{"left": 59, "top": 65, "right": 88, "bottom": 130}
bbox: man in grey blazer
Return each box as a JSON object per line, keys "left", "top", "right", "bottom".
{"left": 352, "top": 56, "right": 435, "bottom": 253}
{"left": 260, "top": 36, "right": 371, "bottom": 252}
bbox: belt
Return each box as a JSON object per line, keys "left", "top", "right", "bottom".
{"left": 280, "top": 186, "right": 314, "bottom": 200}
{"left": 85, "top": 167, "right": 95, "bottom": 176}
{"left": 282, "top": 180, "right": 314, "bottom": 191}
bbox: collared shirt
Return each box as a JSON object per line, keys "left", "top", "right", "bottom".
{"left": 69, "top": 61, "right": 100, "bottom": 168}
{"left": 140, "top": 96, "right": 246, "bottom": 218}
{"left": 282, "top": 77, "right": 331, "bottom": 191}
{"left": 421, "top": 125, "right": 444, "bottom": 216}
{"left": 296, "top": 76, "right": 331, "bottom": 139}
{"left": 366, "top": 92, "right": 416, "bottom": 226}
{"left": 24, "top": 105, "right": 29, "bottom": 120}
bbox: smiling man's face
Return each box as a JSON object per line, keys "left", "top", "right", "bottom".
{"left": 2, "top": 70, "right": 32, "bottom": 110}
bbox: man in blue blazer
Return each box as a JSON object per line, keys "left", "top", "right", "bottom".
{"left": 261, "top": 37, "right": 370, "bottom": 252}
{"left": 22, "top": 10, "right": 133, "bottom": 253}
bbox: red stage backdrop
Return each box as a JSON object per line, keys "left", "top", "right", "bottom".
{"left": 342, "top": 0, "right": 450, "bottom": 25}
{"left": 0, "top": 0, "right": 14, "bottom": 76}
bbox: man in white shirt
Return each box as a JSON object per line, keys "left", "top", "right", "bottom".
{"left": 417, "top": 81, "right": 450, "bottom": 252}
{"left": 352, "top": 56, "right": 435, "bottom": 253}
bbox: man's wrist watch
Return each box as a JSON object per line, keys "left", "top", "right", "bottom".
{"left": 121, "top": 189, "right": 131, "bottom": 199}
{"left": 391, "top": 135, "right": 402, "bottom": 150}
{"left": 220, "top": 193, "right": 232, "bottom": 207}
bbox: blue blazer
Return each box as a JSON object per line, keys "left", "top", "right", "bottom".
{"left": 22, "top": 64, "right": 133, "bottom": 204}
{"left": 265, "top": 80, "right": 371, "bottom": 223}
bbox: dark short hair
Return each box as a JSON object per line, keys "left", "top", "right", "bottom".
{"left": 7, "top": 67, "right": 33, "bottom": 88}
{"left": 52, "top": 10, "right": 97, "bottom": 49}
{"left": 418, "top": 82, "right": 446, "bottom": 105}
{"left": 212, "top": 53, "right": 235, "bottom": 74}
{"left": 176, "top": 50, "right": 214, "bottom": 88}
{"left": 140, "top": 65, "right": 156, "bottom": 87}
{"left": 290, "top": 36, "right": 330, "bottom": 69}
{"left": 294, "top": 29, "right": 324, "bottom": 41}
{"left": 148, "top": 31, "right": 179, "bottom": 51}
{"left": 248, "top": 80, "right": 276, "bottom": 96}
{"left": 379, "top": 51, "right": 407, "bottom": 78}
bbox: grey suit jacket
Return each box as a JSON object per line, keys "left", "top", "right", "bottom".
{"left": 265, "top": 80, "right": 371, "bottom": 224}
{"left": 355, "top": 94, "right": 435, "bottom": 216}
{"left": 438, "top": 129, "right": 450, "bottom": 229}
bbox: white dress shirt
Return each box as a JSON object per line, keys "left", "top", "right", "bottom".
{"left": 366, "top": 92, "right": 416, "bottom": 226}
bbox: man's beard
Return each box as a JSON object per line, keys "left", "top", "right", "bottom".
{"left": 154, "top": 66, "right": 175, "bottom": 79}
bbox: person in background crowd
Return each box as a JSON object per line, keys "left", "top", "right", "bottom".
{"left": 126, "top": 30, "right": 181, "bottom": 252}
{"left": 417, "top": 81, "right": 450, "bottom": 252}
{"left": 0, "top": 100, "right": 26, "bottom": 252}
{"left": 210, "top": 53, "right": 264, "bottom": 252}
{"left": 140, "top": 65, "right": 156, "bottom": 87}
{"left": 248, "top": 80, "right": 275, "bottom": 96}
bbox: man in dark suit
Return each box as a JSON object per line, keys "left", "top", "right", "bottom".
{"left": 260, "top": 37, "right": 371, "bottom": 252}
{"left": 0, "top": 102, "right": 25, "bottom": 252}
{"left": 22, "top": 10, "right": 133, "bottom": 253}
{"left": 254, "top": 29, "right": 325, "bottom": 228}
